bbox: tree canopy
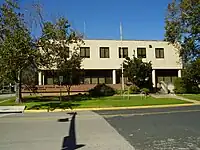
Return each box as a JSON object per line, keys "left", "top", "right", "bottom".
{"left": 165, "top": 0, "right": 200, "bottom": 93}
{"left": 0, "top": 0, "right": 84, "bottom": 102}
{"left": 0, "top": 0, "right": 38, "bottom": 103}
{"left": 38, "top": 18, "right": 83, "bottom": 95}
{"left": 164, "top": 0, "right": 200, "bottom": 63}
{"left": 123, "top": 56, "right": 152, "bottom": 89}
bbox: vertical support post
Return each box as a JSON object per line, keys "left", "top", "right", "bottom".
{"left": 38, "top": 71, "right": 42, "bottom": 85}
{"left": 42, "top": 73, "right": 45, "bottom": 85}
{"left": 152, "top": 69, "right": 156, "bottom": 88}
{"left": 178, "top": 70, "right": 181, "bottom": 78}
{"left": 112, "top": 70, "right": 116, "bottom": 84}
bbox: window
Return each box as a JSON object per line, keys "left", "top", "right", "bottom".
{"left": 119, "top": 47, "right": 128, "bottom": 58}
{"left": 65, "top": 47, "right": 70, "bottom": 58}
{"left": 80, "top": 47, "right": 90, "bottom": 58}
{"left": 155, "top": 48, "right": 164, "bottom": 58}
{"left": 137, "top": 48, "right": 146, "bottom": 58}
{"left": 100, "top": 47, "right": 110, "bottom": 58}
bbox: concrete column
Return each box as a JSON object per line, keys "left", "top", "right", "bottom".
{"left": 112, "top": 69, "right": 116, "bottom": 84}
{"left": 178, "top": 70, "right": 182, "bottom": 78}
{"left": 152, "top": 69, "right": 156, "bottom": 88}
{"left": 38, "top": 71, "right": 42, "bottom": 85}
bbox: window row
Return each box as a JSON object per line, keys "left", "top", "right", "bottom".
{"left": 66, "top": 47, "right": 165, "bottom": 59}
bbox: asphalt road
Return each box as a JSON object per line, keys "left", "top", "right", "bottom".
{"left": 95, "top": 105, "right": 200, "bottom": 150}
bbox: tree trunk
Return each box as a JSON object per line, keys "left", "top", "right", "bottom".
{"left": 15, "top": 70, "right": 22, "bottom": 103}
{"left": 67, "top": 85, "right": 71, "bottom": 96}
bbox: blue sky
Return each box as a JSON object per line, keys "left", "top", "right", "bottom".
{"left": 17, "top": 0, "right": 172, "bottom": 40}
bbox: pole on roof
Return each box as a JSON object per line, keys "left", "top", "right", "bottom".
{"left": 83, "top": 21, "right": 86, "bottom": 39}
{"left": 120, "top": 22, "right": 125, "bottom": 91}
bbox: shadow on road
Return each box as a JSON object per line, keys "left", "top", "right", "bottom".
{"left": 59, "top": 112, "right": 85, "bottom": 150}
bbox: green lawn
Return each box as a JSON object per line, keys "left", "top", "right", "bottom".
{"left": 178, "top": 94, "right": 200, "bottom": 101}
{"left": 0, "top": 95, "right": 189, "bottom": 110}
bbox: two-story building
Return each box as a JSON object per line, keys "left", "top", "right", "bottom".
{"left": 37, "top": 39, "right": 182, "bottom": 89}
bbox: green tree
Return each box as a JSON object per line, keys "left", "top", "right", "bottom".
{"left": 182, "top": 58, "right": 200, "bottom": 93}
{"left": 0, "top": 0, "right": 38, "bottom": 103}
{"left": 165, "top": 0, "right": 200, "bottom": 93}
{"left": 38, "top": 18, "right": 83, "bottom": 95}
{"left": 165, "top": 0, "right": 200, "bottom": 63}
{"left": 123, "top": 56, "right": 152, "bottom": 89}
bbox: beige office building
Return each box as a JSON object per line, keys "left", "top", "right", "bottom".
{"left": 38, "top": 39, "right": 182, "bottom": 89}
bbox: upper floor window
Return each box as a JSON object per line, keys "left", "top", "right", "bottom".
{"left": 155, "top": 48, "right": 164, "bottom": 58}
{"left": 65, "top": 47, "right": 70, "bottom": 58}
{"left": 100, "top": 47, "right": 110, "bottom": 58}
{"left": 119, "top": 47, "right": 128, "bottom": 58}
{"left": 137, "top": 48, "right": 146, "bottom": 58}
{"left": 80, "top": 47, "right": 90, "bottom": 58}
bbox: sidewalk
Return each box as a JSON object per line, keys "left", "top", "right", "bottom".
{"left": 0, "top": 94, "right": 15, "bottom": 100}
{"left": 0, "top": 111, "right": 135, "bottom": 150}
{"left": 0, "top": 106, "right": 25, "bottom": 113}
{"left": 151, "top": 94, "right": 200, "bottom": 104}
{"left": 71, "top": 111, "right": 135, "bottom": 150}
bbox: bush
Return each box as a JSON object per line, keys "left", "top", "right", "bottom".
{"left": 89, "top": 84, "right": 115, "bottom": 97}
{"left": 129, "top": 85, "right": 140, "bottom": 94}
{"left": 141, "top": 88, "right": 150, "bottom": 95}
{"left": 173, "top": 78, "right": 187, "bottom": 94}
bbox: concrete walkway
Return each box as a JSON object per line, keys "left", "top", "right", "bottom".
{"left": 0, "top": 94, "right": 15, "bottom": 99}
{"left": 75, "top": 111, "right": 135, "bottom": 150}
{"left": 0, "top": 94, "right": 15, "bottom": 104}
{"left": 0, "top": 111, "right": 135, "bottom": 150}
{"left": 0, "top": 106, "right": 25, "bottom": 113}
{"left": 151, "top": 94, "right": 200, "bottom": 104}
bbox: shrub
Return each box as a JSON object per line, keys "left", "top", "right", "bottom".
{"left": 115, "top": 89, "right": 122, "bottom": 95}
{"left": 89, "top": 84, "right": 115, "bottom": 97}
{"left": 129, "top": 85, "right": 140, "bottom": 94}
{"left": 173, "top": 78, "right": 187, "bottom": 94}
{"left": 141, "top": 88, "right": 150, "bottom": 95}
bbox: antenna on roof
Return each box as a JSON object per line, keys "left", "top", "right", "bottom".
{"left": 83, "top": 21, "right": 86, "bottom": 39}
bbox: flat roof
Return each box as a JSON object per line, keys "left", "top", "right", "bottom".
{"left": 83, "top": 38, "right": 167, "bottom": 42}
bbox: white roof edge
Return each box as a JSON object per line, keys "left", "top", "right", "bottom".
{"left": 83, "top": 39, "right": 168, "bottom": 42}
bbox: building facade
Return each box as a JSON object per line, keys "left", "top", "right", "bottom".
{"left": 38, "top": 39, "right": 182, "bottom": 89}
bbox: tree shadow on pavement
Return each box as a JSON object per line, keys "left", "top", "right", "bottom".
{"left": 60, "top": 112, "right": 85, "bottom": 150}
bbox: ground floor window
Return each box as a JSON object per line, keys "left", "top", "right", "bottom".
{"left": 157, "top": 76, "right": 177, "bottom": 84}
{"left": 84, "top": 77, "right": 112, "bottom": 84}
{"left": 156, "top": 69, "right": 179, "bottom": 86}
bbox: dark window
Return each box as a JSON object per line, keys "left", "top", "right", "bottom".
{"left": 137, "top": 48, "right": 146, "bottom": 58}
{"left": 119, "top": 47, "right": 128, "bottom": 58}
{"left": 155, "top": 48, "right": 164, "bottom": 58}
{"left": 80, "top": 47, "right": 90, "bottom": 58}
{"left": 100, "top": 47, "right": 109, "bottom": 58}
{"left": 65, "top": 47, "right": 70, "bottom": 58}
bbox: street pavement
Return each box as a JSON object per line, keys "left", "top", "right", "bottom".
{"left": 95, "top": 105, "right": 200, "bottom": 150}
{"left": 1, "top": 105, "right": 200, "bottom": 150}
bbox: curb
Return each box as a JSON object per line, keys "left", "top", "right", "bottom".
{"left": 24, "top": 103, "right": 200, "bottom": 113}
